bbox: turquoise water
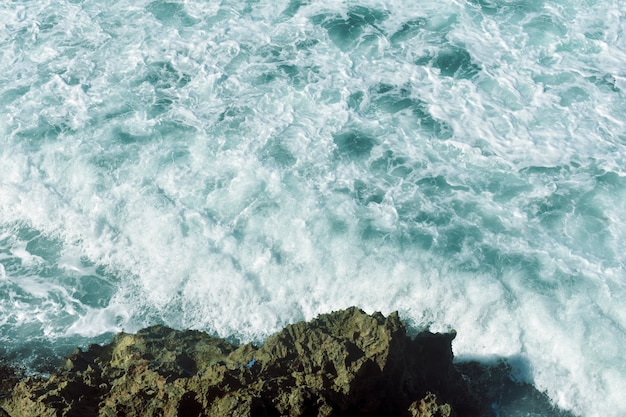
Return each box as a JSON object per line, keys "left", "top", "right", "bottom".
{"left": 1, "top": 0, "right": 625, "bottom": 415}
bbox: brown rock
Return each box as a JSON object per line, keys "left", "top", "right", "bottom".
{"left": 409, "top": 392, "right": 456, "bottom": 417}
{"left": 0, "top": 307, "right": 475, "bottom": 417}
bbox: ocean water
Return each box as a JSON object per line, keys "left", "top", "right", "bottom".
{"left": 0, "top": 0, "right": 625, "bottom": 415}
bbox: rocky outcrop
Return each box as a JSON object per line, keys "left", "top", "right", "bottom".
{"left": 0, "top": 307, "right": 474, "bottom": 417}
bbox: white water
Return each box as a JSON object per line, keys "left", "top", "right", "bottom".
{"left": 1, "top": 0, "right": 626, "bottom": 415}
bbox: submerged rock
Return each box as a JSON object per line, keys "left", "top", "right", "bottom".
{"left": 0, "top": 307, "right": 475, "bottom": 417}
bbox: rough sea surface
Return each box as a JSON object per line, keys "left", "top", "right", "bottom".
{"left": 1, "top": 1, "right": 625, "bottom": 416}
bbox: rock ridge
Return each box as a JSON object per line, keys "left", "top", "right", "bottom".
{"left": 1, "top": 307, "right": 474, "bottom": 417}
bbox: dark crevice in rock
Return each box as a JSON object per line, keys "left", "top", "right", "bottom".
{"left": 177, "top": 391, "right": 202, "bottom": 417}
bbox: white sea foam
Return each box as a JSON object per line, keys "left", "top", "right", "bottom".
{"left": 1, "top": 0, "right": 625, "bottom": 416}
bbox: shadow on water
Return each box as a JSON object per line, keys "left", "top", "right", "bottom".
{"left": 453, "top": 355, "right": 578, "bottom": 417}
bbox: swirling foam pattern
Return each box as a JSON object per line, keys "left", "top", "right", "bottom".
{"left": 1, "top": 0, "right": 625, "bottom": 415}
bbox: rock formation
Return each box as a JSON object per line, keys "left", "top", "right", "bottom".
{"left": 0, "top": 307, "right": 475, "bottom": 417}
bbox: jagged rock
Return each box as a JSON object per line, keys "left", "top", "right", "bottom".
{"left": 0, "top": 361, "right": 23, "bottom": 417}
{"left": 409, "top": 392, "right": 456, "bottom": 417}
{"left": 0, "top": 361, "right": 22, "bottom": 400}
{"left": 0, "top": 307, "right": 474, "bottom": 417}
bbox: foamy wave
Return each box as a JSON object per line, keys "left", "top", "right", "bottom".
{"left": 1, "top": 0, "right": 625, "bottom": 416}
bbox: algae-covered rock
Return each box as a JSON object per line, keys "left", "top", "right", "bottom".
{"left": 0, "top": 360, "right": 23, "bottom": 417}
{"left": 409, "top": 392, "right": 456, "bottom": 417}
{"left": 0, "top": 361, "right": 22, "bottom": 400}
{"left": 0, "top": 307, "right": 473, "bottom": 417}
